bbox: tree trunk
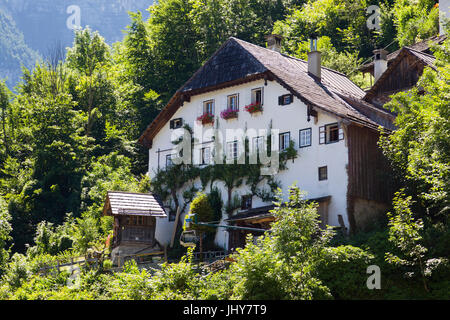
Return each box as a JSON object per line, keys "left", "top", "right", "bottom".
{"left": 199, "top": 232, "right": 204, "bottom": 262}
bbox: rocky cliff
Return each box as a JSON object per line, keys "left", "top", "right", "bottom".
{"left": 0, "top": 0, "right": 153, "bottom": 88}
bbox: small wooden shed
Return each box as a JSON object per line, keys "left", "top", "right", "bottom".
{"left": 103, "top": 191, "right": 167, "bottom": 248}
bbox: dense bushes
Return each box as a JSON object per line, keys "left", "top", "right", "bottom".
{"left": 317, "top": 246, "right": 375, "bottom": 300}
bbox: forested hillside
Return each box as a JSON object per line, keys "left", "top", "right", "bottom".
{"left": 0, "top": 0, "right": 448, "bottom": 300}
{"left": 0, "top": 8, "right": 40, "bottom": 89}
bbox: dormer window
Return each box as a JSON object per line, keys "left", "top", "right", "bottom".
{"left": 170, "top": 118, "right": 183, "bottom": 129}
{"left": 228, "top": 94, "right": 239, "bottom": 111}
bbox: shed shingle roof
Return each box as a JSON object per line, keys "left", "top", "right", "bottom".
{"left": 139, "top": 37, "right": 390, "bottom": 147}
{"left": 103, "top": 192, "right": 167, "bottom": 217}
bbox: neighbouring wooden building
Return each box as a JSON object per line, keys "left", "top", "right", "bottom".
{"left": 103, "top": 191, "right": 167, "bottom": 264}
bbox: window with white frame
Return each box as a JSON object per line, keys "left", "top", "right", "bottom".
{"left": 203, "top": 100, "right": 215, "bottom": 114}
{"left": 319, "top": 123, "right": 344, "bottom": 144}
{"left": 279, "top": 132, "right": 291, "bottom": 151}
{"left": 251, "top": 88, "right": 263, "bottom": 104}
{"left": 201, "top": 147, "right": 211, "bottom": 165}
{"left": 228, "top": 94, "right": 239, "bottom": 110}
{"left": 252, "top": 136, "right": 265, "bottom": 155}
{"left": 299, "top": 128, "right": 312, "bottom": 148}
{"left": 227, "top": 141, "right": 238, "bottom": 160}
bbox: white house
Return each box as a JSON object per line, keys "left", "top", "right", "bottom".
{"left": 138, "top": 35, "right": 396, "bottom": 250}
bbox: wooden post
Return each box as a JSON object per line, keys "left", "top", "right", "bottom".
{"left": 170, "top": 206, "right": 181, "bottom": 248}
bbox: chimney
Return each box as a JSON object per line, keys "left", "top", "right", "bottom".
{"left": 308, "top": 35, "right": 321, "bottom": 80}
{"left": 265, "top": 34, "right": 283, "bottom": 52}
{"left": 373, "top": 49, "right": 388, "bottom": 82}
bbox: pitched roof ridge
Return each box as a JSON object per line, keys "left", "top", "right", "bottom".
{"left": 179, "top": 37, "right": 240, "bottom": 93}
{"left": 107, "top": 191, "right": 155, "bottom": 196}
{"left": 405, "top": 46, "right": 437, "bottom": 58}
{"left": 232, "top": 37, "right": 349, "bottom": 77}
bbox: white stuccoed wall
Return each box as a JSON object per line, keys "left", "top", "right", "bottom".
{"left": 441, "top": 0, "right": 450, "bottom": 34}
{"left": 149, "top": 79, "right": 349, "bottom": 249}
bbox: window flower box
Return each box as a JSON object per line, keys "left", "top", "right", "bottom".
{"left": 197, "top": 113, "right": 214, "bottom": 125}
{"left": 220, "top": 109, "right": 239, "bottom": 120}
{"left": 244, "top": 102, "right": 263, "bottom": 114}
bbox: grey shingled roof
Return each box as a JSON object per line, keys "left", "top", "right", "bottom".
{"left": 139, "top": 37, "right": 389, "bottom": 147}
{"left": 363, "top": 46, "right": 437, "bottom": 102}
{"left": 104, "top": 192, "right": 167, "bottom": 217}
{"left": 360, "top": 34, "right": 446, "bottom": 73}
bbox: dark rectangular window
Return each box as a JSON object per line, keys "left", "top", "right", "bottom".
{"left": 169, "top": 210, "right": 176, "bottom": 222}
{"left": 241, "top": 195, "right": 252, "bottom": 210}
{"left": 170, "top": 118, "right": 183, "bottom": 129}
{"left": 319, "top": 166, "right": 328, "bottom": 181}
{"left": 319, "top": 123, "right": 344, "bottom": 144}
{"left": 278, "top": 94, "right": 293, "bottom": 105}
{"left": 299, "top": 128, "right": 312, "bottom": 148}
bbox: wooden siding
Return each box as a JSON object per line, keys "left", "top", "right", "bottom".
{"left": 372, "top": 54, "right": 424, "bottom": 96}
{"left": 347, "top": 124, "right": 393, "bottom": 203}
{"left": 346, "top": 124, "right": 395, "bottom": 233}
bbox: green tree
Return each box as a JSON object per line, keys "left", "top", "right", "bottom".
{"left": 380, "top": 37, "right": 450, "bottom": 216}
{"left": 393, "top": 0, "right": 439, "bottom": 47}
{"left": 0, "top": 80, "right": 11, "bottom": 157}
{"left": 0, "top": 196, "right": 11, "bottom": 274}
{"left": 385, "top": 192, "right": 445, "bottom": 292}
{"left": 226, "top": 185, "right": 334, "bottom": 299}
{"left": 185, "top": 192, "right": 214, "bottom": 254}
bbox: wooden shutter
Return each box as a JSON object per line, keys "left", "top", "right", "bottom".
{"left": 169, "top": 120, "right": 174, "bottom": 129}
{"left": 319, "top": 126, "right": 326, "bottom": 144}
{"left": 278, "top": 96, "right": 284, "bottom": 105}
{"left": 339, "top": 126, "right": 344, "bottom": 140}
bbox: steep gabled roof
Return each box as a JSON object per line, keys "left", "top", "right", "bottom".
{"left": 359, "top": 34, "right": 446, "bottom": 74}
{"left": 139, "top": 37, "right": 388, "bottom": 148}
{"left": 363, "top": 46, "right": 436, "bottom": 102}
{"left": 103, "top": 191, "right": 167, "bottom": 217}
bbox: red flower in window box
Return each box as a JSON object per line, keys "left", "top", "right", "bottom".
{"left": 244, "top": 102, "right": 263, "bottom": 114}
{"left": 197, "top": 113, "right": 214, "bottom": 125}
{"left": 220, "top": 108, "right": 239, "bottom": 120}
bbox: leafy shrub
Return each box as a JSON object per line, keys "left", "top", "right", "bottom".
{"left": 318, "top": 245, "right": 375, "bottom": 299}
